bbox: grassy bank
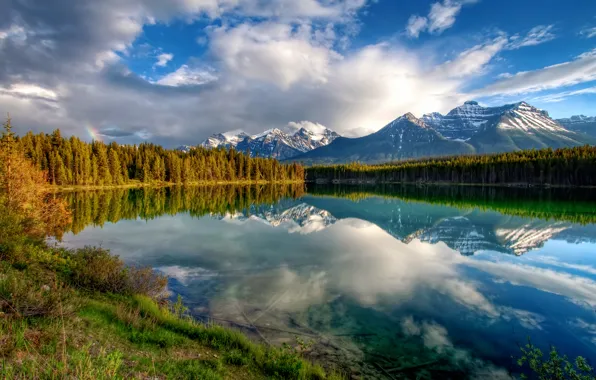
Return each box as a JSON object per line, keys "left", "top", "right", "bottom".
{"left": 0, "top": 241, "right": 340, "bottom": 379}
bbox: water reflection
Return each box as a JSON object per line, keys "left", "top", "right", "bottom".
{"left": 59, "top": 185, "right": 596, "bottom": 379}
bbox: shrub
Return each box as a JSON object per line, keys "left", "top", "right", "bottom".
{"left": 69, "top": 247, "right": 128, "bottom": 293}
{"left": 68, "top": 246, "right": 167, "bottom": 299}
{"left": 0, "top": 264, "right": 74, "bottom": 318}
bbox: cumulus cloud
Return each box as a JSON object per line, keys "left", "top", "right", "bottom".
{"left": 0, "top": 0, "right": 583, "bottom": 147}
{"left": 209, "top": 22, "right": 337, "bottom": 89}
{"left": 155, "top": 53, "right": 174, "bottom": 67}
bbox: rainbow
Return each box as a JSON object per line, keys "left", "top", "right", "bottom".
{"left": 86, "top": 125, "right": 102, "bottom": 141}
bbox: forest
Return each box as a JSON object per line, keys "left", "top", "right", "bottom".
{"left": 9, "top": 122, "right": 304, "bottom": 186}
{"left": 306, "top": 146, "right": 596, "bottom": 187}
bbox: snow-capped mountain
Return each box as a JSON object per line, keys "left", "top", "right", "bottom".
{"left": 291, "top": 101, "right": 594, "bottom": 164}
{"left": 423, "top": 101, "right": 578, "bottom": 142}
{"left": 176, "top": 145, "right": 194, "bottom": 153}
{"left": 468, "top": 101, "right": 592, "bottom": 153}
{"left": 556, "top": 115, "right": 596, "bottom": 138}
{"left": 290, "top": 113, "right": 474, "bottom": 164}
{"left": 422, "top": 101, "right": 505, "bottom": 141}
{"left": 198, "top": 126, "right": 340, "bottom": 160}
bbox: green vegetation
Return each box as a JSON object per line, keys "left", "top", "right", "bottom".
{"left": 307, "top": 146, "right": 596, "bottom": 187}
{"left": 0, "top": 117, "right": 339, "bottom": 379}
{"left": 11, "top": 120, "right": 304, "bottom": 186}
{"left": 517, "top": 339, "right": 595, "bottom": 380}
{"left": 307, "top": 184, "right": 596, "bottom": 224}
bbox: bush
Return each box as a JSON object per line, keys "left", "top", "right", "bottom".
{"left": 0, "top": 264, "right": 74, "bottom": 318}
{"left": 68, "top": 246, "right": 167, "bottom": 299}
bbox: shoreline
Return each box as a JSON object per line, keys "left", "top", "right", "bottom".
{"left": 308, "top": 179, "right": 596, "bottom": 189}
{"left": 47, "top": 180, "right": 304, "bottom": 191}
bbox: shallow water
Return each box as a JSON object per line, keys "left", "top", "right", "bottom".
{"left": 58, "top": 185, "right": 596, "bottom": 379}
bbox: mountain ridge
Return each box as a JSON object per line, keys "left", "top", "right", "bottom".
{"left": 290, "top": 101, "right": 596, "bottom": 164}
{"left": 187, "top": 125, "right": 340, "bottom": 160}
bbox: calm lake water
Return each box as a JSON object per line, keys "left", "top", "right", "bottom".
{"left": 58, "top": 185, "right": 596, "bottom": 379}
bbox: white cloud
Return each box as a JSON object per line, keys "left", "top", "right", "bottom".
{"left": 475, "top": 49, "right": 596, "bottom": 96}
{"left": 155, "top": 52, "right": 173, "bottom": 67}
{"left": 156, "top": 64, "right": 218, "bottom": 86}
{"left": 209, "top": 22, "right": 337, "bottom": 89}
{"left": 286, "top": 120, "right": 329, "bottom": 134}
{"left": 428, "top": 0, "right": 465, "bottom": 34}
{"left": 405, "top": 0, "right": 476, "bottom": 38}
{"left": 509, "top": 25, "right": 556, "bottom": 49}
{"left": 435, "top": 37, "right": 508, "bottom": 78}
{"left": 2, "top": 0, "right": 587, "bottom": 145}
{"left": 580, "top": 26, "right": 596, "bottom": 39}
{"left": 0, "top": 83, "right": 59, "bottom": 101}
{"left": 406, "top": 15, "right": 428, "bottom": 38}
{"left": 531, "top": 87, "right": 596, "bottom": 103}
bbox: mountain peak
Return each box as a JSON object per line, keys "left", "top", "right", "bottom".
{"left": 463, "top": 100, "right": 479, "bottom": 106}
{"left": 199, "top": 125, "right": 340, "bottom": 159}
{"left": 400, "top": 112, "right": 420, "bottom": 122}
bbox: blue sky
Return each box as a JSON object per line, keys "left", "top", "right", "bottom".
{"left": 1, "top": 0, "right": 595, "bottom": 146}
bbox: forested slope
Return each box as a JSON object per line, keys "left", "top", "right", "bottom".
{"left": 12, "top": 128, "right": 304, "bottom": 186}
{"left": 306, "top": 146, "right": 596, "bottom": 187}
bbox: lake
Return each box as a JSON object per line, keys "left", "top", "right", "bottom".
{"left": 57, "top": 185, "right": 596, "bottom": 379}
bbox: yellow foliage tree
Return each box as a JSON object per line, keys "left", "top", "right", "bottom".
{"left": 0, "top": 115, "right": 71, "bottom": 239}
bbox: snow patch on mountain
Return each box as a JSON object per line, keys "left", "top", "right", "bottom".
{"left": 199, "top": 122, "right": 340, "bottom": 159}
{"left": 423, "top": 101, "right": 569, "bottom": 141}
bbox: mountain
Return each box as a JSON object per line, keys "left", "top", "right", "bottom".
{"left": 556, "top": 115, "right": 596, "bottom": 138}
{"left": 466, "top": 102, "right": 593, "bottom": 153}
{"left": 291, "top": 101, "right": 594, "bottom": 164}
{"left": 176, "top": 145, "right": 194, "bottom": 153}
{"left": 422, "top": 101, "right": 512, "bottom": 141}
{"left": 289, "top": 113, "right": 475, "bottom": 164}
{"left": 198, "top": 126, "right": 340, "bottom": 160}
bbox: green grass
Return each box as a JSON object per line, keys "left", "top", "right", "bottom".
{"left": 0, "top": 289, "right": 343, "bottom": 379}
{"left": 0, "top": 237, "right": 341, "bottom": 379}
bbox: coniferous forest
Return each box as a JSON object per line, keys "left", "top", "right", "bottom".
{"left": 11, "top": 126, "right": 304, "bottom": 186}
{"left": 306, "top": 146, "right": 596, "bottom": 187}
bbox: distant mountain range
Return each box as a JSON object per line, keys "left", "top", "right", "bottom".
{"left": 178, "top": 125, "right": 340, "bottom": 160}
{"left": 181, "top": 101, "right": 595, "bottom": 163}
{"left": 556, "top": 115, "right": 596, "bottom": 138}
{"left": 292, "top": 101, "right": 595, "bottom": 164}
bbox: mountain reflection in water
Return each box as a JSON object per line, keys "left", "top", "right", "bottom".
{"left": 58, "top": 185, "right": 596, "bottom": 379}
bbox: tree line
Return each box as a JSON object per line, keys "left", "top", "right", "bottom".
{"left": 9, "top": 124, "right": 304, "bottom": 186}
{"left": 306, "top": 146, "right": 596, "bottom": 187}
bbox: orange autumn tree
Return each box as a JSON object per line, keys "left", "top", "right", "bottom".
{"left": 0, "top": 115, "right": 71, "bottom": 240}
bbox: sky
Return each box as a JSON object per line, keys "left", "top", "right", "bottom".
{"left": 0, "top": 0, "right": 595, "bottom": 146}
